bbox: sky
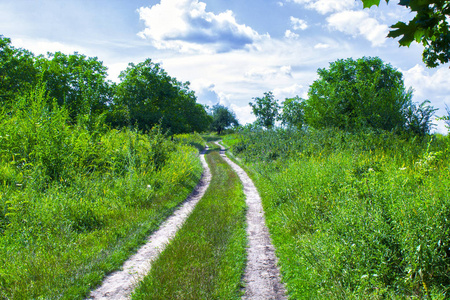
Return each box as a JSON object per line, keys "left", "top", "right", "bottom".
{"left": 1, "top": 0, "right": 449, "bottom": 133}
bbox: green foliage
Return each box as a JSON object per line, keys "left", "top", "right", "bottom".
{"left": 0, "top": 36, "right": 39, "bottom": 103}
{"left": 280, "top": 96, "right": 305, "bottom": 129}
{"left": 361, "top": 0, "right": 450, "bottom": 67}
{"left": 115, "top": 59, "right": 210, "bottom": 133}
{"left": 0, "top": 84, "right": 204, "bottom": 298}
{"left": 404, "top": 99, "right": 438, "bottom": 136}
{"left": 37, "top": 51, "right": 113, "bottom": 122}
{"left": 228, "top": 128, "right": 450, "bottom": 299}
{"left": 249, "top": 91, "right": 280, "bottom": 129}
{"left": 304, "top": 57, "right": 436, "bottom": 134}
{"left": 132, "top": 145, "right": 247, "bottom": 300}
{"left": 209, "top": 104, "right": 239, "bottom": 134}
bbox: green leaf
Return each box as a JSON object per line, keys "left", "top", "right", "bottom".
{"left": 388, "top": 21, "right": 417, "bottom": 46}
{"left": 361, "top": 0, "right": 382, "bottom": 8}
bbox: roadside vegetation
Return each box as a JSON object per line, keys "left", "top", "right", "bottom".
{"left": 132, "top": 142, "right": 247, "bottom": 300}
{"left": 225, "top": 128, "right": 450, "bottom": 298}
{"left": 224, "top": 57, "right": 450, "bottom": 299}
{"left": 0, "top": 36, "right": 209, "bottom": 299}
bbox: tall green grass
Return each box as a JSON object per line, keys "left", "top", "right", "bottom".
{"left": 0, "top": 85, "right": 203, "bottom": 299}
{"left": 225, "top": 128, "right": 450, "bottom": 299}
{"left": 132, "top": 144, "right": 247, "bottom": 300}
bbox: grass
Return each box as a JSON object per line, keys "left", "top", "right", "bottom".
{"left": 132, "top": 143, "right": 247, "bottom": 300}
{"left": 0, "top": 86, "right": 204, "bottom": 299}
{"left": 224, "top": 128, "right": 450, "bottom": 299}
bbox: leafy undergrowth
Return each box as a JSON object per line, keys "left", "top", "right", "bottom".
{"left": 224, "top": 128, "right": 450, "bottom": 299}
{"left": 0, "top": 86, "right": 203, "bottom": 299}
{"left": 132, "top": 143, "right": 247, "bottom": 300}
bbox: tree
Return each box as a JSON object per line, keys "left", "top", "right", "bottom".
{"left": 403, "top": 100, "right": 437, "bottom": 136}
{"left": 209, "top": 104, "right": 239, "bottom": 134}
{"left": 0, "top": 36, "right": 39, "bottom": 103}
{"left": 115, "top": 59, "right": 210, "bottom": 133}
{"left": 280, "top": 96, "right": 305, "bottom": 129}
{"left": 304, "top": 57, "right": 412, "bottom": 132}
{"left": 361, "top": 0, "right": 450, "bottom": 67}
{"left": 249, "top": 91, "right": 280, "bottom": 129}
{"left": 37, "top": 52, "right": 113, "bottom": 122}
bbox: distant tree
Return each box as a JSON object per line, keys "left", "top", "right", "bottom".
{"left": 115, "top": 59, "right": 210, "bottom": 133}
{"left": 304, "top": 57, "right": 412, "bottom": 132}
{"left": 0, "top": 36, "right": 39, "bottom": 103}
{"left": 249, "top": 91, "right": 280, "bottom": 129}
{"left": 404, "top": 100, "right": 437, "bottom": 136}
{"left": 209, "top": 104, "right": 239, "bottom": 134}
{"left": 280, "top": 96, "right": 305, "bottom": 129}
{"left": 361, "top": 0, "right": 450, "bottom": 67}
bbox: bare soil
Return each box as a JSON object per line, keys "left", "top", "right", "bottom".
{"left": 215, "top": 142, "right": 287, "bottom": 300}
{"left": 88, "top": 147, "right": 211, "bottom": 300}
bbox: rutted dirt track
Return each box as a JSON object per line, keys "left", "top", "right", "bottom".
{"left": 216, "top": 142, "right": 287, "bottom": 300}
{"left": 88, "top": 143, "right": 287, "bottom": 299}
{"left": 88, "top": 147, "right": 211, "bottom": 300}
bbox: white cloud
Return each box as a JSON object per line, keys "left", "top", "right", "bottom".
{"left": 11, "top": 38, "right": 88, "bottom": 56}
{"left": 290, "top": 16, "right": 308, "bottom": 30}
{"left": 231, "top": 103, "right": 256, "bottom": 125}
{"left": 245, "top": 65, "right": 293, "bottom": 80}
{"left": 288, "top": 0, "right": 356, "bottom": 14}
{"left": 326, "top": 10, "right": 389, "bottom": 46}
{"left": 273, "top": 83, "right": 306, "bottom": 100}
{"left": 137, "top": 0, "right": 263, "bottom": 53}
{"left": 314, "top": 42, "right": 331, "bottom": 49}
{"left": 285, "top": 30, "right": 299, "bottom": 39}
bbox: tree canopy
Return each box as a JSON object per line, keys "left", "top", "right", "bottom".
{"left": 115, "top": 59, "right": 210, "bottom": 133}
{"left": 280, "top": 96, "right": 305, "bottom": 130}
{"left": 209, "top": 104, "right": 239, "bottom": 134}
{"left": 249, "top": 91, "right": 280, "bottom": 129}
{"left": 304, "top": 56, "right": 436, "bottom": 135}
{"left": 361, "top": 0, "right": 450, "bottom": 67}
{"left": 0, "top": 36, "right": 211, "bottom": 134}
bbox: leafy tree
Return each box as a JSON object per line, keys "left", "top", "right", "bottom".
{"left": 209, "top": 104, "right": 239, "bottom": 134}
{"left": 37, "top": 52, "right": 113, "bottom": 122}
{"left": 115, "top": 59, "right": 210, "bottom": 133}
{"left": 0, "top": 36, "right": 39, "bottom": 103}
{"left": 304, "top": 57, "right": 412, "bottom": 132}
{"left": 280, "top": 96, "right": 305, "bottom": 129}
{"left": 403, "top": 100, "right": 437, "bottom": 136}
{"left": 249, "top": 91, "right": 280, "bottom": 129}
{"left": 361, "top": 0, "right": 450, "bottom": 67}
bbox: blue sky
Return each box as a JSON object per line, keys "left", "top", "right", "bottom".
{"left": 1, "top": 0, "right": 449, "bottom": 132}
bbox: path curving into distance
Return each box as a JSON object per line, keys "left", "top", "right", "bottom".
{"left": 88, "top": 146, "right": 211, "bottom": 300}
{"left": 215, "top": 142, "right": 287, "bottom": 300}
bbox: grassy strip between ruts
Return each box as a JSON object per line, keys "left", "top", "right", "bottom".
{"left": 132, "top": 142, "right": 247, "bottom": 300}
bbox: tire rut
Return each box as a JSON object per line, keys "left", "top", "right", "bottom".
{"left": 215, "top": 142, "right": 287, "bottom": 300}
{"left": 88, "top": 146, "right": 211, "bottom": 300}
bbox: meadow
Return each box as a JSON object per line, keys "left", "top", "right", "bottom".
{"left": 224, "top": 127, "right": 450, "bottom": 299}
{"left": 0, "top": 85, "right": 204, "bottom": 299}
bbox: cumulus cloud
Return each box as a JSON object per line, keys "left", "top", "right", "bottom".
{"left": 137, "top": 0, "right": 263, "bottom": 53}
{"left": 290, "top": 16, "right": 308, "bottom": 30}
{"left": 288, "top": 0, "right": 356, "bottom": 14}
{"left": 273, "top": 83, "right": 306, "bottom": 100}
{"left": 326, "top": 10, "right": 389, "bottom": 46}
{"left": 12, "top": 38, "right": 87, "bottom": 56}
{"left": 285, "top": 30, "right": 299, "bottom": 39}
